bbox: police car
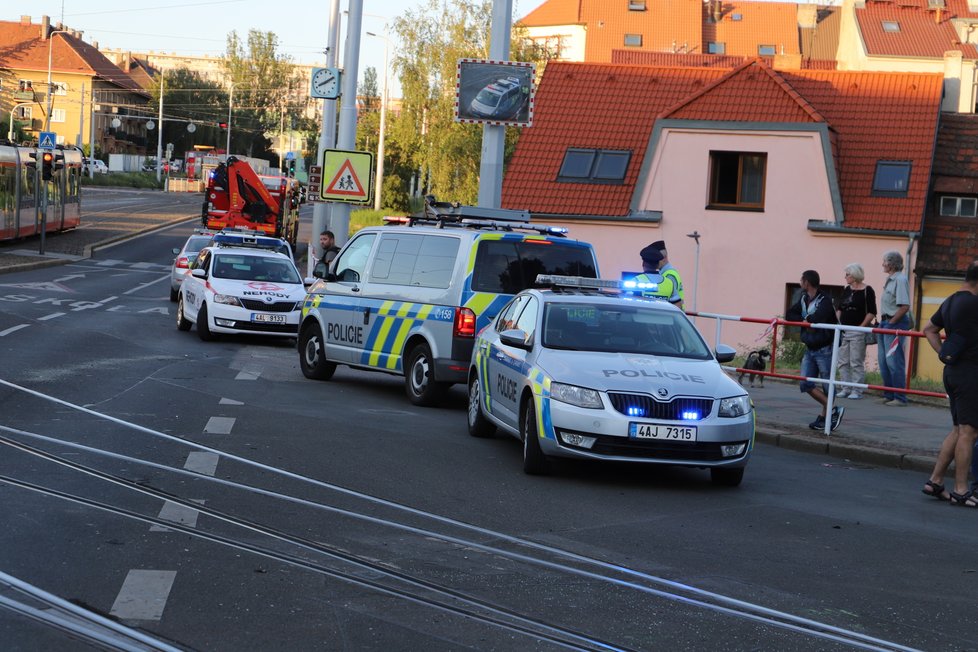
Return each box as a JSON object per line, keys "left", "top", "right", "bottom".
{"left": 467, "top": 276, "right": 753, "bottom": 485}
{"left": 469, "top": 76, "right": 528, "bottom": 120}
{"left": 176, "top": 236, "right": 307, "bottom": 341}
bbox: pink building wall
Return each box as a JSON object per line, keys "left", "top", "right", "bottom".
{"left": 542, "top": 129, "right": 915, "bottom": 354}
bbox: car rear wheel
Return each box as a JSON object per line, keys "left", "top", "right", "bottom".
{"left": 710, "top": 467, "right": 744, "bottom": 487}
{"left": 405, "top": 343, "right": 448, "bottom": 407}
{"left": 196, "top": 304, "right": 215, "bottom": 341}
{"left": 299, "top": 323, "right": 335, "bottom": 380}
{"left": 176, "top": 296, "right": 191, "bottom": 331}
{"left": 521, "top": 400, "right": 550, "bottom": 475}
{"left": 169, "top": 286, "right": 178, "bottom": 302}
{"left": 467, "top": 373, "right": 495, "bottom": 438}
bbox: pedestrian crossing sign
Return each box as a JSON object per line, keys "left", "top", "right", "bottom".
{"left": 39, "top": 131, "right": 57, "bottom": 149}
{"left": 320, "top": 149, "right": 373, "bottom": 204}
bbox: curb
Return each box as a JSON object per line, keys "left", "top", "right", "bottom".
{"left": 755, "top": 424, "right": 936, "bottom": 472}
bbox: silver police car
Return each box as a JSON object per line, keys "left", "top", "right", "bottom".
{"left": 467, "top": 276, "right": 753, "bottom": 485}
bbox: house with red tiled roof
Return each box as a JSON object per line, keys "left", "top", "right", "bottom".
{"left": 501, "top": 59, "right": 945, "bottom": 357}
{"left": 837, "top": 0, "right": 978, "bottom": 112}
{"left": 519, "top": 0, "right": 839, "bottom": 66}
{"left": 0, "top": 15, "right": 150, "bottom": 154}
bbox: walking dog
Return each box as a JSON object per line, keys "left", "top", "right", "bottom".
{"left": 738, "top": 349, "right": 771, "bottom": 388}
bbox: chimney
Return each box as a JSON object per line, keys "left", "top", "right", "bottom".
{"left": 935, "top": 7, "right": 942, "bottom": 22}
{"left": 20, "top": 15, "right": 31, "bottom": 25}
{"left": 712, "top": 0, "right": 723, "bottom": 23}
{"left": 797, "top": 4, "right": 818, "bottom": 29}
{"left": 93, "top": 40, "right": 99, "bottom": 49}
{"left": 40, "top": 15, "right": 50, "bottom": 40}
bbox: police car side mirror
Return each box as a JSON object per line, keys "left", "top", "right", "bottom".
{"left": 191, "top": 268, "right": 207, "bottom": 279}
{"left": 714, "top": 344, "right": 736, "bottom": 364}
{"left": 312, "top": 261, "right": 328, "bottom": 279}
{"left": 499, "top": 329, "right": 531, "bottom": 350}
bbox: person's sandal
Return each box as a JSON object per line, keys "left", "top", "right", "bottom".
{"left": 922, "top": 481, "right": 950, "bottom": 501}
{"left": 949, "top": 490, "right": 978, "bottom": 508}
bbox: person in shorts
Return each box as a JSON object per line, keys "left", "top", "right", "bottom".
{"left": 786, "top": 270, "right": 844, "bottom": 431}
{"left": 921, "top": 261, "right": 978, "bottom": 506}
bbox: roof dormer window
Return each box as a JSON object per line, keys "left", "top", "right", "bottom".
{"left": 872, "top": 161, "right": 911, "bottom": 197}
{"left": 624, "top": 34, "right": 643, "bottom": 47}
{"left": 882, "top": 21, "right": 901, "bottom": 32}
{"left": 629, "top": 0, "right": 647, "bottom": 10}
{"left": 557, "top": 148, "right": 631, "bottom": 183}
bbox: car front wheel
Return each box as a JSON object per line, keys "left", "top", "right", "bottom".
{"left": 467, "top": 373, "right": 495, "bottom": 438}
{"left": 521, "top": 400, "right": 550, "bottom": 475}
{"left": 299, "top": 323, "right": 335, "bottom": 380}
{"left": 196, "top": 304, "right": 215, "bottom": 341}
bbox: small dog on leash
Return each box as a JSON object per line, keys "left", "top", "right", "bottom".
{"left": 738, "top": 349, "right": 771, "bottom": 388}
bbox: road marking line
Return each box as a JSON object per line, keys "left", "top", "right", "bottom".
{"left": 234, "top": 371, "right": 260, "bottom": 381}
{"left": 96, "top": 259, "right": 125, "bottom": 267}
{"left": 0, "top": 324, "right": 29, "bottom": 337}
{"left": 109, "top": 570, "right": 176, "bottom": 621}
{"left": 219, "top": 398, "right": 244, "bottom": 406}
{"left": 203, "top": 416, "right": 235, "bottom": 434}
{"left": 150, "top": 500, "right": 204, "bottom": 531}
{"left": 37, "top": 312, "right": 65, "bottom": 321}
{"left": 124, "top": 275, "right": 170, "bottom": 295}
{"left": 184, "top": 451, "right": 219, "bottom": 475}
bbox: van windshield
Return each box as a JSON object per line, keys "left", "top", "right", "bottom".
{"left": 471, "top": 240, "right": 597, "bottom": 294}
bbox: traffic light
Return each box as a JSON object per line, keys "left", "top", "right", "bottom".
{"left": 286, "top": 158, "right": 296, "bottom": 177}
{"left": 41, "top": 151, "right": 54, "bottom": 181}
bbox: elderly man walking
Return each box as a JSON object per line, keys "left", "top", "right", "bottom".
{"left": 878, "top": 251, "right": 912, "bottom": 405}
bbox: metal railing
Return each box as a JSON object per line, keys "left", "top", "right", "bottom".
{"left": 687, "top": 311, "right": 946, "bottom": 436}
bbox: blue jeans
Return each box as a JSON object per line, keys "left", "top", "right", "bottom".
{"left": 800, "top": 345, "right": 832, "bottom": 393}
{"left": 878, "top": 316, "right": 910, "bottom": 402}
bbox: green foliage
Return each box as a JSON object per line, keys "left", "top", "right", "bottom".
{"left": 348, "top": 208, "right": 407, "bottom": 234}
{"left": 148, "top": 68, "right": 228, "bottom": 158}
{"left": 80, "top": 172, "right": 163, "bottom": 189}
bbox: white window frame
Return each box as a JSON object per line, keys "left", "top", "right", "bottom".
{"left": 52, "top": 82, "right": 68, "bottom": 96}
{"left": 51, "top": 108, "right": 67, "bottom": 123}
{"left": 939, "top": 196, "right": 978, "bottom": 217}
{"left": 16, "top": 106, "right": 32, "bottom": 119}
{"left": 624, "top": 33, "right": 643, "bottom": 47}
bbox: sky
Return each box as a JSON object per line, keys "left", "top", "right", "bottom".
{"left": 26, "top": 0, "right": 549, "bottom": 97}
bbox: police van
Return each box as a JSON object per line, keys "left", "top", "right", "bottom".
{"left": 298, "top": 198, "right": 599, "bottom": 406}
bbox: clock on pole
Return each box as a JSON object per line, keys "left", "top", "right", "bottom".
{"left": 310, "top": 67, "right": 341, "bottom": 99}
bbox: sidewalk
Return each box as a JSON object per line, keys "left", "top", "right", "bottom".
{"left": 0, "top": 188, "right": 952, "bottom": 473}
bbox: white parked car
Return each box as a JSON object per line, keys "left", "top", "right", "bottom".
{"left": 83, "top": 158, "right": 108, "bottom": 174}
{"left": 177, "top": 244, "right": 308, "bottom": 341}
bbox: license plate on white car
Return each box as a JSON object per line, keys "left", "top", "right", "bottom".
{"left": 629, "top": 423, "right": 697, "bottom": 441}
{"left": 252, "top": 313, "right": 286, "bottom": 324}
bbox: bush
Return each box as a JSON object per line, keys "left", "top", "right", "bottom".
{"left": 81, "top": 172, "right": 163, "bottom": 190}
{"left": 349, "top": 208, "right": 406, "bottom": 234}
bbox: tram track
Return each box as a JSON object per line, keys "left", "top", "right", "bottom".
{"left": 0, "top": 377, "right": 923, "bottom": 652}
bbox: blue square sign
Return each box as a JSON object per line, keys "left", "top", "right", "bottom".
{"left": 38, "top": 131, "right": 57, "bottom": 149}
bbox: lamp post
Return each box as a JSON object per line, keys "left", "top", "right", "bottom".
{"left": 45, "top": 29, "right": 71, "bottom": 131}
{"left": 226, "top": 82, "right": 234, "bottom": 156}
{"left": 8, "top": 102, "right": 32, "bottom": 142}
{"left": 366, "top": 30, "right": 391, "bottom": 211}
{"left": 686, "top": 231, "right": 701, "bottom": 312}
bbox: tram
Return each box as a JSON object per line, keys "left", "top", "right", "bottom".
{"left": 0, "top": 144, "right": 82, "bottom": 242}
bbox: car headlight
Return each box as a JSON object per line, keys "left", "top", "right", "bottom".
{"left": 213, "top": 294, "right": 242, "bottom": 306}
{"left": 718, "top": 395, "right": 751, "bottom": 418}
{"left": 550, "top": 382, "right": 603, "bottom": 409}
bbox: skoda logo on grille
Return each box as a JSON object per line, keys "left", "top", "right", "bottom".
{"left": 657, "top": 388, "right": 669, "bottom": 398}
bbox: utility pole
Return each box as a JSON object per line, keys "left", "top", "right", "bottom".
{"left": 77, "top": 82, "right": 85, "bottom": 147}
{"left": 331, "top": 0, "right": 364, "bottom": 246}
{"left": 310, "top": 0, "right": 343, "bottom": 276}
{"left": 226, "top": 82, "right": 234, "bottom": 156}
{"left": 477, "top": 0, "right": 513, "bottom": 208}
{"left": 89, "top": 85, "right": 96, "bottom": 177}
{"left": 156, "top": 70, "right": 164, "bottom": 183}
{"left": 367, "top": 30, "right": 390, "bottom": 211}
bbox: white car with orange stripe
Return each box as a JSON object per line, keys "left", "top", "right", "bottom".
{"left": 176, "top": 245, "right": 307, "bottom": 341}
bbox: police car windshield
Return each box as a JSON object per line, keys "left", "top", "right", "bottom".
{"left": 212, "top": 254, "right": 300, "bottom": 283}
{"left": 541, "top": 302, "right": 712, "bottom": 359}
{"left": 475, "top": 89, "right": 501, "bottom": 106}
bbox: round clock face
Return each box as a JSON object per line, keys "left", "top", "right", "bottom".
{"left": 313, "top": 69, "right": 338, "bottom": 97}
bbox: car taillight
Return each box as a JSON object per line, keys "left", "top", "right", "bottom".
{"left": 176, "top": 256, "right": 190, "bottom": 268}
{"left": 454, "top": 307, "right": 477, "bottom": 338}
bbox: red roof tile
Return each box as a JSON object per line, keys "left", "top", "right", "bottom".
{"left": 0, "top": 20, "right": 145, "bottom": 93}
{"left": 502, "top": 60, "right": 943, "bottom": 233}
{"left": 612, "top": 50, "right": 748, "bottom": 67}
{"left": 855, "top": 0, "right": 978, "bottom": 59}
{"left": 520, "top": 0, "right": 583, "bottom": 26}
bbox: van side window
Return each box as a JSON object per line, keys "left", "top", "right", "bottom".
{"left": 369, "top": 233, "right": 459, "bottom": 288}
{"left": 471, "top": 240, "right": 598, "bottom": 294}
{"left": 334, "top": 233, "right": 376, "bottom": 283}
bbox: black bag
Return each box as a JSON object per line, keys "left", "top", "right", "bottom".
{"left": 938, "top": 295, "right": 965, "bottom": 365}
{"left": 940, "top": 333, "right": 966, "bottom": 365}
{"left": 864, "top": 321, "right": 878, "bottom": 346}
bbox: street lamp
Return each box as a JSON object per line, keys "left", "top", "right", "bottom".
{"left": 366, "top": 30, "right": 391, "bottom": 211}
{"left": 686, "top": 231, "right": 701, "bottom": 312}
{"left": 45, "top": 29, "right": 72, "bottom": 132}
{"left": 226, "top": 81, "right": 234, "bottom": 156}
{"left": 8, "top": 102, "right": 32, "bottom": 142}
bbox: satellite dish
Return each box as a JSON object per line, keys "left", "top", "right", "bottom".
{"left": 187, "top": 123, "right": 197, "bottom": 133}
{"left": 146, "top": 120, "right": 155, "bottom": 130}
{"left": 111, "top": 118, "right": 121, "bottom": 128}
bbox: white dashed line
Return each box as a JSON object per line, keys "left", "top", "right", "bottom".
{"left": 95, "top": 259, "right": 125, "bottom": 267}
{"left": 219, "top": 398, "right": 244, "bottom": 406}
{"left": 203, "top": 417, "right": 235, "bottom": 435}
{"left": 183, "top": 452, "right": 220, "bottom": 475}
{"left": 150, "top": 500, "right": 204, "bottom": 532}
{"left": 0, "top": 324, "right": 29, "bottom": 337}
{"left": 124, "top": 275, "right": 170, "bottom": 295}
{"left": 109, "top": 570, "right": 176, "bottom": 621}
{"left": 234, "top": 371, "right": 260, "bottom": 381}
{"left": 37, "top": 312, "right": 65, "bottom": 321}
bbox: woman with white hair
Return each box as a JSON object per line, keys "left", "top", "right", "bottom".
{"left": 836, "top": 263, "right": 877, "bottom": 399}
{"left": 879, "top": 250, "right": 912, "bottom": 405}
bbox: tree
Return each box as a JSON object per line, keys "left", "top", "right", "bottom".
{"left": 223, "top": 29, "right": 304, "bottom": 160}
{"left": 148, "top": 68, "right": 228, "bottom": 158}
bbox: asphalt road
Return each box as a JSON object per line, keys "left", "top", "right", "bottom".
{"left": 0, "top": 218, "right": 976, "bottom": 651}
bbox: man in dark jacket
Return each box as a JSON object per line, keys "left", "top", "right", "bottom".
{"left": 786, "top": 270, "right": 844, "bottom": 431}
